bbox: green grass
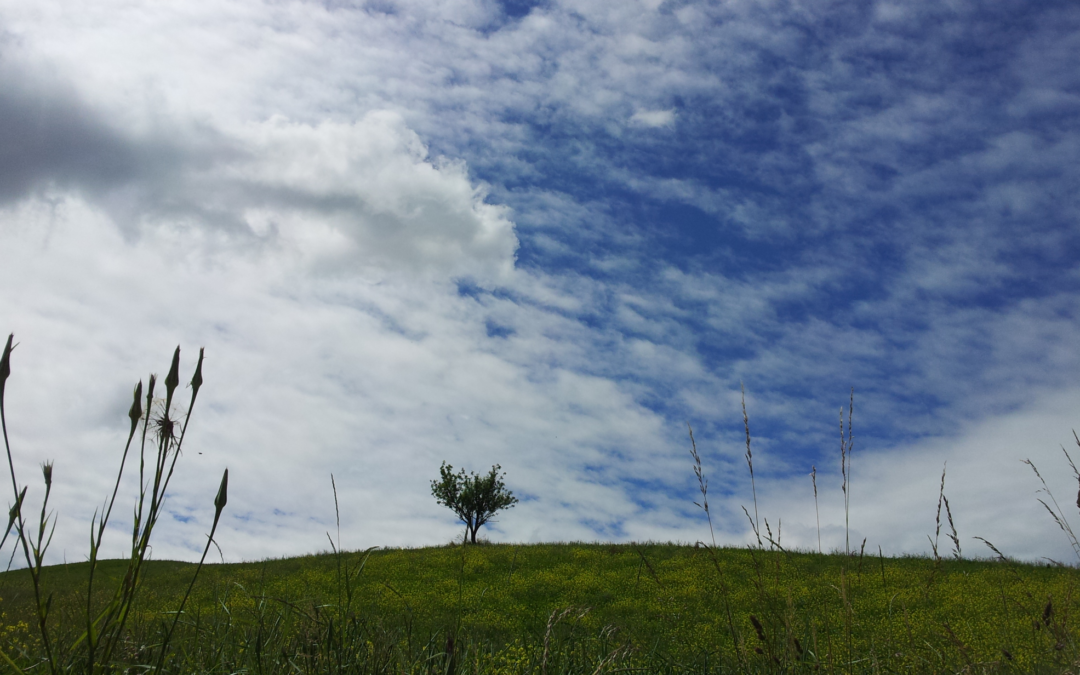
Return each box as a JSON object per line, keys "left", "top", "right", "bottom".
{"left": 1, "top": 542, "right": 1078, "bottom": 673}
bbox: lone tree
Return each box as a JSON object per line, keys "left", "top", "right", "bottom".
{"left": 431, "top": 462, "right": 518, "bottom": 544}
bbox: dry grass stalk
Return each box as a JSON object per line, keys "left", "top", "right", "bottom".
{"left": 763, "top": 517, "right": 785, "bottom": 552}
{"left": 974, "top": 536, "right": 1008, "bottom": 562}
{"left": 1024, "top": 448, "right": 1080, "bottom": 563}
{"left": 634, "top": 547, "right": 664, "bottom": 588}
{"left": 687, "top": 423, "right": 716, "bottom": 548}
{"left": 588, "top": 630, "right": 631, "bottom": 675}
{"left": 944, "top": 493, "right": 961, "bottom": 559}
{"left": 840, "top": 387, "right": 854, "bottom": 555}
{"left": 741, "top": 383, "right": 762, "bottom": 547}
{"left": 811, "top": 465, "right": 821, "bottom": 554}
{"left": 541, "top": 607, "right": 589, "bottom": 675}
{"left": 930, "top": 463, "right": 946, "bottom": 561}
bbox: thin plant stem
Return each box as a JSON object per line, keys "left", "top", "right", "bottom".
{"left": 812, "top": 465, "right": 821, "bottom": 554}
{"left": 1025, "top": 455, "right": 1080, "bottom": 563}
{"left": 84, "top": 380, "right": 145, "bottom": 671}
{"left": 687, "top": 423, "right": 716, "bottom": 549}
{"left": 742, "top": 383, "right": 761, "bottom": 547}
{"left": 840, "top": 387, "right": 854, "bottom": 555}
{"left": 1, "top": 335, "right": 18, "bottom": 498}
{"left": 0, "top": 335, "right": 58, "bottom": 673}
{"left": 155, "top": 468, "right": 228, "bottom": 673}
{"left": 931, "top": 463, "right": 946, "bottom": 561}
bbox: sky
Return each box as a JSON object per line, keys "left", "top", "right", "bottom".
{"left": 0, "top": 0, "right": 1079, "bottom": 566}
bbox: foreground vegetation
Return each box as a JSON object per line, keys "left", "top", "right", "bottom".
{"left": 2, "top": 542, "right": 1079, "bottom": 673}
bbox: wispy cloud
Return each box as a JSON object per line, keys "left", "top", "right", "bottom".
{"left": 629, "top": 109, "right": 675, "bottom": 129}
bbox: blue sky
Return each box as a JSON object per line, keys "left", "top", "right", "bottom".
{"left": 0, "top": 0, "right": 1079, "bottom": 563}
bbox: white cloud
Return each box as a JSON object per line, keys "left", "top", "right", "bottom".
{"left": 629, "top": 108, "right": 675, "bottom": 128}
{"left": 0, "top": 49, "right": 519, "bottom": 283}
{"left": 221, "top": 113, "right": 518, "bottom": 281}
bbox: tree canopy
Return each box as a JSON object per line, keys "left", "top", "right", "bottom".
{"left": 431, "top": 462, "right": 517, "bottom": 544}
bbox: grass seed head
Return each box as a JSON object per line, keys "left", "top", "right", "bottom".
{"left": 750, "top": 615, "right": 766, "bottom": 641}
{"left": 154, "top": 412, "right": 177, "bottom": 447}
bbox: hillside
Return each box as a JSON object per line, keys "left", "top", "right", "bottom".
{"left": 1, "top": 542, "right": 1077, "bottom": 673}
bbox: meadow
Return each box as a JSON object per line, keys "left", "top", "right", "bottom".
{"left": 2, "top": 541, "right": 1079, "bottom": 673}
{"left": 1, "top": 340, "right": 1079, "bottom": 674}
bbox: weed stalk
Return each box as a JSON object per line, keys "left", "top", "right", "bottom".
{"left": 687, "top": 424, "right": 715, "bottom": 549}
{"left": 742, "top": 383, "right": 762, "bottom": 548}
{"left": 840, "top": 388, "right": 853, "bottom": 556}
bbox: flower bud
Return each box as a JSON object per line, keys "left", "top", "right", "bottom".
{"left": 164, "top": 346, "right": 180, "bottom": 411}
{"left": 214, "top": 468, "right": 229, "bottom": 513}
{"left": 0, "top": 334, "right": 13, "bottom": 399}
{"left": 128, "top": 381, "right": 144, "bottom": 436}
{"left": 7, "top": 486, "right": 26, "bottom": 529}
{"left": 190, "top": 347, "right": 204, "bottom": 401}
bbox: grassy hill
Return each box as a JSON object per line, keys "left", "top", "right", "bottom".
{"left": 1, "top": 542, "right": 1077, "bottom": 673}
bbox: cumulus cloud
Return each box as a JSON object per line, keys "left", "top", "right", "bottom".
{"left": 0, "top": 57, "right": 517, "bottom": 282}
{"left": 0, "top": 54, "right": 173, "bottom": 205}
{"left": 222, "top": 113, "right": 518, "bottom": 280}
